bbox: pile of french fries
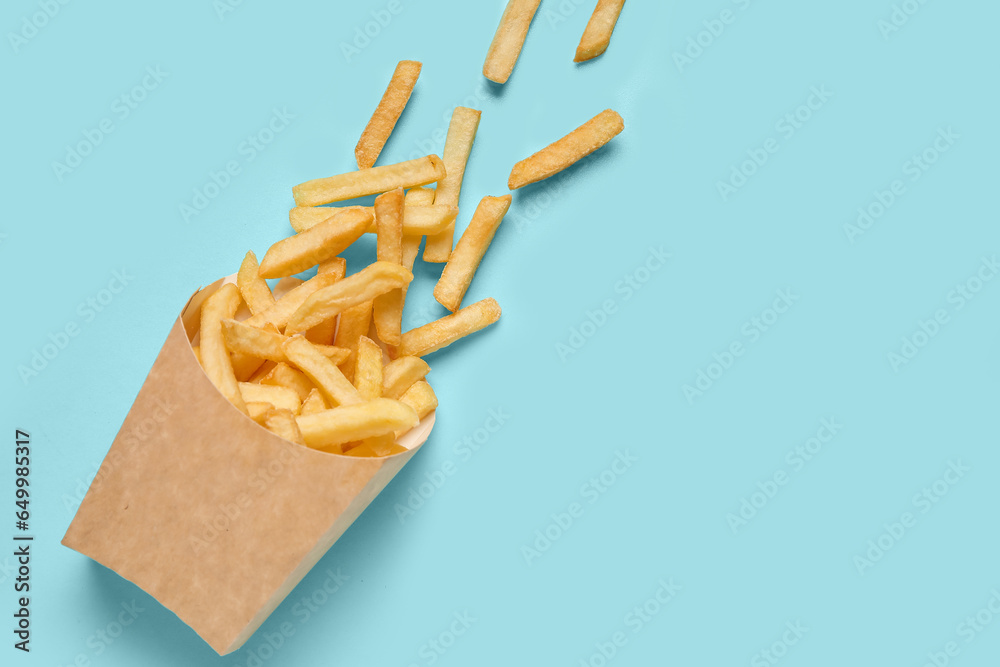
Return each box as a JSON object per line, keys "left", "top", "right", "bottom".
{"left": 188, "top": 2, "right": 627, "bottom": 458}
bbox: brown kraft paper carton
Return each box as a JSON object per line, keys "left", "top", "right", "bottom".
{"left": 62, "top": 279, "right": 434, "bottom": 655}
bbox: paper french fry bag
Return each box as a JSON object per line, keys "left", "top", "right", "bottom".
{"left": 63, "top": 280, "right": 434, "bottom": 655}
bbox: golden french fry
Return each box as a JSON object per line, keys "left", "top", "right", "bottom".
{"left": 285, "top": 262, "right": 413, "bottom": 335}
{"left": 334, "top": 300, "right": 373, "bottom": 383}
{"left": 508, "top": 109, "right": 624, "bottom": 189}
{"left": 574, "top": 0, "right": 626, "bottom": 62}
{"left": 246, "top": 402, "right": 274, "bottom": 425}
{"left": 398, "top": 298, "right": 501, "bottom": 357}
{"left": 307, "top": 258, "right": 347, "bottom": 344}
{"left": 283, "top": 336, "right": 363, "bottom": 407}
{"left": 292, "top": 155, "right": 446, "bottom": 207}
{"left": 355, "top": 60, "right": 422, "bottom": 169}
{"left": 230, "top": 320, "right": 281, "bottom": 381}
{"left": 222, "top": 319, "right": 349, "bottom": 364}
{"left": 191, "top": 345, "right": 202, "bottom": 366}
{"left": 434, "top": 195, "right": 511, "bottom": 312}
{"left": 260, "top": 363, "right": 315, "bottom": 401}
{"left": 373, "top": 189, "right": 404, "bottom": 345}
{"left": 315, "top": 345, "right": 351, "bottom": 366}
{"left": 237, "top": 251, "right": 276, "bottom": 315}
{"left": 289, "top": 204, "right": 456, "bottom": 236}
{"left": 200, "top": 283, "right": 247, "bottom": 413}
{"left": 425, "top": 107, "right": 481, "bottom": 262}
{"left": 223, "top": 319, "right": 287, "bottom": 361}
{"left": 363, "top": 433, "right": 396, "bottom": 457}
{"left": 245, "top": 272, "right": 340, "bottom": 331}
{"left": 396, "top": 380, "right": 437, "bottom": 437}
{"left": 343, "top": 443, "right": 378, "bottom": 457}
{"left": 388, "top": 443, "right": 408, "bottom": 455}
{"left": 247, "top": 360, "right": 277, "bottom": 383}
{"left": 263, "top": 408, "right": 306, "bottom": 446}
{"left": 231, "top": 352, "right": 267, "bottom": 384}
{"left": 289, "top": 206, "right": 365, "bottom": 233}
{"left": 299, "top": 388, "right": 327, "bottom": 416}
{"left": 297, "top": 398, "right": 418, "bottom": 449}
{"left": 259, "top": 208, "right": 372, "bottom": 279}
{"left": 318, "top": 256, "right": 347, "bottom": 280}
{"left": 483, "top": 0, "right": 542, "bottom": 84}
{"left": 405, "top": 186, "right": 436, "bottom": 206}
{"left": 354, "top": 336, "right": 384, "bottom": 401}
{"left": 382, "top": 356, "right": 430, "bottom": 399}
{"left": 239, "top": 382, "right": 301, "bottom": 413}
{"left": 401, "top": 188, "right": 434, "bottom": 304}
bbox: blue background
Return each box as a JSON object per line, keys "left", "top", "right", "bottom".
{"left": 4, "top": 0, "right": 999, "bottom": 665}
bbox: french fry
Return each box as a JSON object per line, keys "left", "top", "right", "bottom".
{"left": 282, "top": 336, "right": 363, "bottom": 407}
{"left": 318, "top": 257, "right": 347, "bottom": 280}
{"left": 388, "top": 443, "right": 408, "bottom": 455}
{"left": 245, "top": 272, "right": 340, "bottom": 331}
{"left": 424, "top": 107, "right": 481, "bottom": 262}
{"left": 239, "top": 383, "right": 301, "bottom": 413}
{"left": 259, "top": 208, "right": 372, "bottom": 279}
{"left": 292, "top": 155, "right": 446, "bottom": 207}
{"left": 223, "top": 319, "right": 288, "bottom": 362}
{"left": 382, "top": 356, "right": 430, "bottom": 399}
{"left": 396, "top": 380, "right": 438, "bottom": 437}
{"left": 299, "top": 388, "right": 327, "bottom": 416}
{"left": 231, "top": 352, "right": 267, "bottom": 384}
{"left": 191, "top": 345, "right": 202, "bottom": 366}
{"left": 289, "top": 206, "right": 366, "bottom": 233}
{"left": 315, "top": 345, "right": 351, "bottom": 366}
{"left": 355, "top": 60, "right": 422, "bottom": 169}
{"left": 289, "top": 204, "right": 457, "bottom": 236}
{"left": 404, "top": 186, "right": 436, "bottom": 207}
{"left": 483, "top": 0, "right": 542, "bottom": 84}
{"left": 373, "top": 189, "right": 404, "bottom": 346}
{"left": 247, "top": 360, "right": 277, "bottom": 383}
{"left": 363, "top": 433, "right": 395, "bottom": 457}
{"left": 401, "top": 188, "right": 434, "bottom": 304}
{"left": 434, "top": 195, "right": 511, "bottom": 312}
{"left": 307, "top": 258, "right": 347, "bottom": 344}
{"left": 237, "top": 251, "right": 276, "bottom": 315}
{"left": 246, "top": 402, "right": 274, "bottom": 425}
{"left": 285, "top": 262, "right": 413, "bottom": 335}
{"left": 230, "top": 321, "right": 282, "bottom": 381}
{"left": 508, "top": 109, "right": 624, "bottom": 189}
{"left": 296, "top": 399, "right": 419, "bottom": 449}
{"left": 354, "top": 336, "right": 384, "bottom": 401}
{"left": 334, "top": 300, "right": 374, "bottom": 383}
{"left": 260, "top": 363, "right": 315, "bottom": 402}
{"left": 222, "top": 319, "right": 349, "bottom": 365}
{"left": 199, "top": 283, "right": 247, "bottom": 414}
{"left": 263, "top": 408, "right": 306, "bottom": 446}
{"left": 574, "top": 0, "right": 626, "bottom": 62}
{"left": 398, "top": 298, "right": 502, "bottom": 357}
{"left": 343, "top": 443, "right": 378, "bottom": 457}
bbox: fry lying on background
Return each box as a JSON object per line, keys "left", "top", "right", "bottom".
{"left": 575, "top": 0, "right": 626, "bottom": 63}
